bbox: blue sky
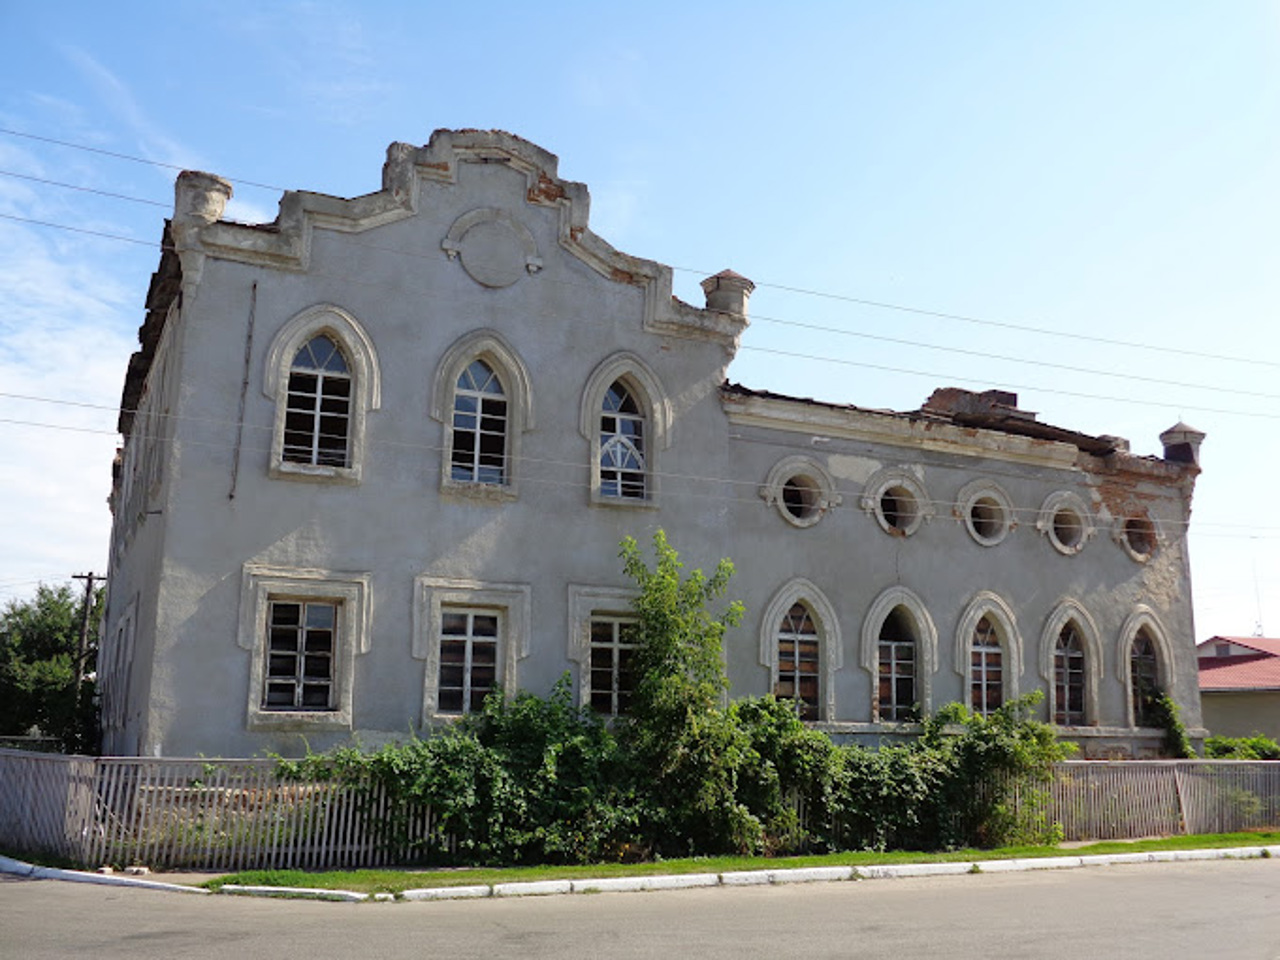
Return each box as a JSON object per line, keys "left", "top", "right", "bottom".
{"left": 1, "top": 1, "right": 1277, "bottom": 638}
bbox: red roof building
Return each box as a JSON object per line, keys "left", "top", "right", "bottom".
{"left": 1197, "top": 636, "right": 1280, "bottom": 741}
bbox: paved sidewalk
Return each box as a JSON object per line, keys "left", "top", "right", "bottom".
{"left": 3, "top": 846, "right": 1277, "bottom": 903}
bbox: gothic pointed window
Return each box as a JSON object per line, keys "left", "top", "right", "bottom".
{"left": 1054, "top": 624, "right": 1086, "bottom": 725}
{"left": 775, "top": 603, "right": 820, "bottom": 720}
{"left": 283, "top": 335, "right": 351, "bottom": 467}
{"left": 1130, "top": 629, "right": 1159, "bottom": 726}
{"left": 600, "top": 381, "right": 647, "bottom": 499}
{"left": 451, "top": 359, "right": 508, "bottom": 485}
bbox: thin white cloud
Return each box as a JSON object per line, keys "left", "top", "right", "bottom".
{"left": 59, "top": 45, "right": 208, "bottom": 175}
{"left": 228, "top": 2, "right": 393, "bottom": 123}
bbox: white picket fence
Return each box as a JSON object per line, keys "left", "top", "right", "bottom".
{"left": 1045, "top": 760, "right": 1280, "bottom": 840}
{"left": 0, "top": 750, "right": 434, "bottom": 871}
{"left": 2, "top": 750, "right": 1278, "bottom": 870}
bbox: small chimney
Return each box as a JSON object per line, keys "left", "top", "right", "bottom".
{"left": 174, "top": 170, "right": 233, "bottom": 226}
{"left": 1159, "top": 421, "right": 1206, "bottom": 467}
{"left": 701, "top": 269, "right": 755, "bottom": 317}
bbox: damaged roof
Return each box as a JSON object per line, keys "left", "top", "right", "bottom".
{"left": 721, "top": 382, "right": 1122, "bottom": 457}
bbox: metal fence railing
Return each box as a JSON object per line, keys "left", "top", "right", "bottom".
{"left": 2, "top": 750, "right": 1277, "bottom": 870}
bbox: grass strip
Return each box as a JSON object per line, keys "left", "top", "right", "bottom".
{"left": 200, "top": 830, "right": 1280, "bottom": 894}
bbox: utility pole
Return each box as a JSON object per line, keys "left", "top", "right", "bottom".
{"left": 71, "top": 572, "right": 98, "bottom": 686}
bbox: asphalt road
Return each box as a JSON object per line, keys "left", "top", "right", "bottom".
{"left": 3, "top": 859, "right": 1279, "bottom": 959}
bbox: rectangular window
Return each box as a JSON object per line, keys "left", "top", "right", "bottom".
{"left": 438, "top": 607, "right": 500, "bottom": 715}
{"left": 1054, "top": 647, "right": 1085, "bottom": 726}
{"left": 263, "top": 599, "right": 337, "bottom": 710}
{"left": 589, "top": 616, "right": 638, "bottom": 716}
{"left": 241, "top": 565, "right": 367, "bottom": 732}
{"left": 284, "top": 370, "right": 351, "bottom": 467}
{"left": 878, "top": 639, "right": 916, "bottom": 722}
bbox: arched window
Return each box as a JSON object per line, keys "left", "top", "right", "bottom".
{"left": 451, "top": 359, "right": 508, "bottom": 485}
{"left": 431, "top": 329, "right": 534, "bottom": 498}
{"left": 580, "top": 352, "right": 671, "bottom": 507}
{"left": 1130, "top": 628, "right": 1160, "bottom": 727}
{"left": 1054, "top": 624, "right": 1086, "bottom": 725}
{"left": 283, "top": 335, "right": 352, "bottom": 467}
{"left": 775, "top": 602, "right": 820, "bottom": 720}
{"left": 265, "top": 304, "right": 381, "bottom": 484}
{"left": 878, "top": 607, "right": 918, "bottom": 722}
{"left": 600, "top": 380, "right": 647, "bottom": 499}
{"left": 863, "top": 587, "right": 937, "bottom": 722}
{"left": 1040, "top": 600, "right": 1102, "bottom": 728}
{"left": 759, "top": 579, "right": 841, "bottom": 721}
{"left": 970, "top": 616, "right": 1003, "bottom": 715}
{"left": 954, "top": 592, "right": 1021, "bottom": 719}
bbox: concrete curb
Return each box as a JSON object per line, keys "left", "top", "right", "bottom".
{"left": 221, "top": 884, "right": 367, "bottom": 901}
{"left": 571, "top": 872, "right": 720, "bottom": 894}
{"left": 2, "top": 846, "right": 1274, "bottom": 902}
{"left": 402, "top": 884, "right": 492, "bottom": 901}
{"left": 0, "top": 855, "right": 211, "bottom": 895}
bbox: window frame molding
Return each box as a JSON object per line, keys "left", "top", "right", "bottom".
{"left": 759, "top": 456, "right": 842, "bottom": 528}
{"left": 953, "top": 591, "right": 1023, "bottom": 714}
{"left": 1036, "top": 490, "right": 1095, "bottom": 556}
{"left": 430, "top": 329, "right": 535, "bottom": 500}
{"left": 263, "top": 304, "right": 381, "bottom": 484}
{"left": 567, "top": 584, "right": 640, "bottom": 710}
{"left": 412, "top": 576, "right": 530, "bottom": 722}
{"left": 861, "top": 585, "right": 938, "bottom": 721}
{"left": 956, "top": 478, "right": 1014, "bottom": 547}
{"left": 758, "top": 579, "right": 842, "bottom": 721}
{"left": 1112, "top": 512, "right": 1161, "bottom": 564}
{"left": 1117, "top": 606, "right": 1175, "bottom": 729}
{"left": 579, "top": 352, "right": 672, "bottom": 508}
{"left": 860, "top": 466, "right": 933, "bottom": 538}
{"left": 238, "top": 563, "right": 371, "bottom": 732}
{"left": 1038, "top": 599, "right": 1104, "bottom": 728}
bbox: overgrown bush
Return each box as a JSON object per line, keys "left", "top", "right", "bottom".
{"left": 1205, "top": 734, "right": 1280, "bottom": 760}
{"left": 280, "top": 532, "right": 1075, "bottom": 864}
{"left": 279, "top": 678, "right": 632, "bottom": 865}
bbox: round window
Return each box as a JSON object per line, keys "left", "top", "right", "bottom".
{"left": 970, "top": 496, "right": 1006, "bottom": 542}
{"left": 1123, "top": 516, "right": 1157, "bottom": 560}
{"left": 880, "top": 485, "right": 918, "bottom": 533}
{"left": 1037, "top": 491, "right": 1093, "bottom": 556}
{"left": 1052, "top": 508, "right": 1084, "bottom": 551}
{"left": 862, "top": 468, "right": 931, "bottom": 537}
{"left": 958, "top": 480, "right": 1013, "bottom": 547}
{"left": 782, "top": 475, "right": 822, "bottom": 522}
{"left": 761, "top": 456, "right": 839, "bottom": 528}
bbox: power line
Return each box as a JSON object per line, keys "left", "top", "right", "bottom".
{"left": 672, "top": 266, "right": 1280, "bottom": 370}
{"left": 3, "top": 124, "right": 1275, "bottom": 372}
{"left": 0, "top": 169, "right": 169, "bottom": 207}
{"left": 0, "top": 211, "right": 156, "bottom": 247}
{"left": 0, "top": 126, "right": 285, "bottom": 191}
{"left": 738, "top": 345, "right": 1280, "bottom": 420}
{"left": 4, "top": 209, "right": 1278, "bottom": 416}
{"left": 749, "top": 312, "right": 1280, "bottom": 401}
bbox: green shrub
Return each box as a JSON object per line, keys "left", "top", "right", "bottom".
{"left": 1205, "top": 734, "right": 1280, "bottom": 760}
{"left": 619, "top": 531, "right": 754, "bottom": 856}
